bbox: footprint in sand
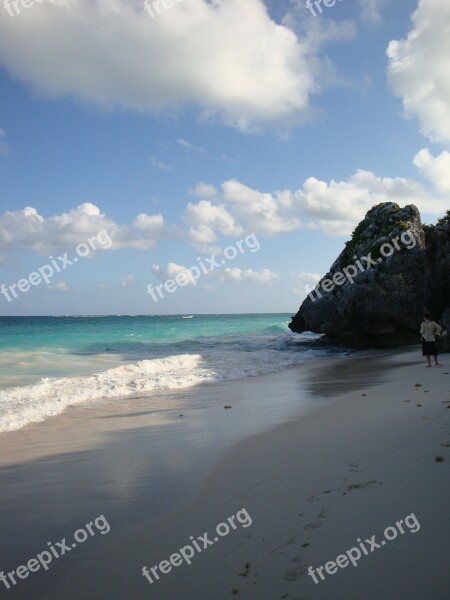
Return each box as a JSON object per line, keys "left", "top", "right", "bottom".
{"left": 270, "top": 537, "right": 297, "bottom": 557}
{"left": 348, "top": 462, "right": 360, "bottom": 473}
{"left": 305, "top": 508, "right": 328, "bottom": 530}
{"left": 284, "top": 554, "right": 308, "bottom": 581}
{"left": 284, "top": 562, "right": 307, "bottom": 582}
{"left": 307, "top": 489, "right": 336, "bottom": 502}
{"left": 255, "top": 479, "right": 277, "bottom": 492}
{"left": 304, "top": 520, "right": 322, "bottom": 530}
{"left": 346, "top": 480, "right": 378, "bottom": 491}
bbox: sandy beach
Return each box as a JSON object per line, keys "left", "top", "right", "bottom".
{"left": 2, "top": 2, "right": 449, "bottom": 598}
{"left": 0, "top": 348, "right": 449, "bottom": 600}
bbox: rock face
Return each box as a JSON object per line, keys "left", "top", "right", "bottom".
{"left": 439, "top": 308, "right": 450, "bottom": 353}
{"left": 289, "top": 203, "right": 450, "bottom": 348}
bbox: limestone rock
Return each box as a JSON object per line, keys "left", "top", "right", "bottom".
{"left": 289, "top": 203, "right": 450, "bottom": 348}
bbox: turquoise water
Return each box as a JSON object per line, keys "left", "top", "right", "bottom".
{"left": 0, "top": 314, "right": 291, "bottom": 354}
{"left": 0, "top": 314, "right": 328, "bottom": 432}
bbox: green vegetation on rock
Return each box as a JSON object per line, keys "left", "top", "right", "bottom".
{"left": 339, "top": 203, "right": 410, "bottom": 268}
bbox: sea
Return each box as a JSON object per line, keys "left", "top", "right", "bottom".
{"left": 0, "top": 314, "right": 335, "bottom": 433}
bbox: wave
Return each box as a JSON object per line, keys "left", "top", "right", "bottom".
{"left": 0, "top": 354, "right": 215, "bottom": 433}
{"left": 0, "top": 330, "right": 337, "bottom": 433}
{"left": 0, "top": 344, "right": 332, "bottom": 434}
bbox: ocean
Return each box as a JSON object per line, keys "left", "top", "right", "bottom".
{"left": 0, "top": 314, "right": 333, "bottom": 433}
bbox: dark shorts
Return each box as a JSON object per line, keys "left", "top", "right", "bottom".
{"left": 422, "top": 340, "right": 438, "bottom": 356}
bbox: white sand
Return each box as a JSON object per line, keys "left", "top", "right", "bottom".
{"left": 37, "top": 349, "right": 450, "bottom": 600}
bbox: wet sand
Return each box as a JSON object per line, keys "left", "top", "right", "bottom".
{"left": 0, "top": 349, "right": 448, "bottom": 599}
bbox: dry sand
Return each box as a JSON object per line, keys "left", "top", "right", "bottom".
{"left": 0, "top": 349, "right": 449, "bottom": 599}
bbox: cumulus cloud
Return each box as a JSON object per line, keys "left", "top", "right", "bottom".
{"left": 185, "top": 200, "right": 244, "bottom": 245}
{"left": 0, "top": 0, "right": 325, "bottom": 132}
{"left": 219, "top": 267, "right": 280, "bottom": 284}
{"left": 413, "top": 148, "right": 450, "bottom": 195}
{"left": 6, "top": 163, "right": 442, "bottom": 261}
{"left": 0, "top": 203, "right": 172, "bottom": 254}
{"left": 292, "top": 169, "right": 445, "bottom": 235}
{"left": 387, "top": 0, "right": 450, "bottom": 144}
{"left": 187, "top": 156, "right": 447, "bottom": 238}
{"left": 151, "top": 262, "right": 197, "bottom": 286}
{"left": 189, "top": 182, "right": 218, "bottom": 199}
{"left": 292, "top": 272, "right": 322, "bottom": 297}
{"left": 222, "top": 180, "right": 302, "bottom": 235}
{"left": 2, "top": 161, "right": 446, "bottom": 262}
{"left": 151, "top": 262, "right": 277, "bottom": 286}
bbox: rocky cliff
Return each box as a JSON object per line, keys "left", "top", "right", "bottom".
{"left": 289, "top": 203, "right": 450, "bottom": 348}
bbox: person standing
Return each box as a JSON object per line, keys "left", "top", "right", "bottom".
{"left": 420, "top": 312, "right": 442, "bottom": 367}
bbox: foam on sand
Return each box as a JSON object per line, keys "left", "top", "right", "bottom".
{"left": 0, "top": 354, "right": 216, "bottom": 433}
{"left": 0, "top": 337, "right": 332, "bottom": 433}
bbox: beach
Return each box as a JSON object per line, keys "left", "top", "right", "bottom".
{"left": 2, "top": 1, "right": 450, "bottom": 598}
{"left": 0, "top": 348, "right": 448, "bottom": 599}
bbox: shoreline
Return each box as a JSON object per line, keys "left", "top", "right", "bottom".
{"left": 0, "top": 349, "right": 449, "bottom": 599}
{"left": 0, "top": 320, "right": 328, "bottom": 435}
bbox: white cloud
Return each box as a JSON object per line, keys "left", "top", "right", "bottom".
{"left": 220, "top": 267, "right": 280, "bottom": 285}
{"left": 358, "top": 0, "right": 383, "bottom": 24}
{"left": 48, "top": 282, "right": 70, "bottom": 293}
{"left": 0, "top": 203, "right": 172, "bottom": 254}
{"left": 187, "top": 154, "right": 447, "bottom": 238}
{"left": 120, "top": 275, "right": 135, "bottom": 287}
{"left": 177, "top": 139, "right": 204, "bottom": 153}
{"left": 221, "top": 179, "right": 302, "bottom": 235}
{"left": 191, "top": 243, "right": 224, "bottom": 256}
{"left": 151, "top": 262, "right": 197, "bottom": 286}
{"left": 185, "top": 200, "right": 244, "bottom": 245}
{"left": 2, "top": 157, "right": 446, "bottom": 264}
{"left": 132, "top": 213, "right": 166, "bottom": 235}
{"left": 149, "top": 155, "right": 171, "bottom": 171}
{"left": 151, "top": 263, "right": 278, "bottom": 287}
{"left": 413, "top": 148, "right": 450, "bottom": 195}
{"left": 292, "top": 272, "right": 322, "bottom": 298}
{"left": 97, "top": 282, "right": 113, "bottom": 290}
{"left": 283, "top": 3, "right": 356, "bottom": 47}
{"left": 292, "top": 169, "right": 444, "bottom": 235}
{"left": 387, "top": 0, "right": 450, "bottom": 144}
{"left": 0, "top": 0, "right": 325, "bottom": 132}
{"left": 188, "top": 182, "right": 218, "bottom": 199}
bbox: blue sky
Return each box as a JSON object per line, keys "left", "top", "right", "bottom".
{"left": 0, "top": 0, "right": 449, "bottom": 315}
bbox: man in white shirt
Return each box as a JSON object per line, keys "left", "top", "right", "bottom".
{"left": 420, "top": 312, "right": 442, "bottom": 367}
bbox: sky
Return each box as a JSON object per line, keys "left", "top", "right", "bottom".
{"left": 0, "top": 0, "right": 449, "bottom": 315}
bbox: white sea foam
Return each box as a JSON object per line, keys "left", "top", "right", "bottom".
{"left": 0, "top": 354, "right": 218, "bottom": 433}
{"left": 0, "top": 337, "right": 331, "bottom": 433}
{"left": 0, "top": 349, "right": 125, "bottom": 390}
